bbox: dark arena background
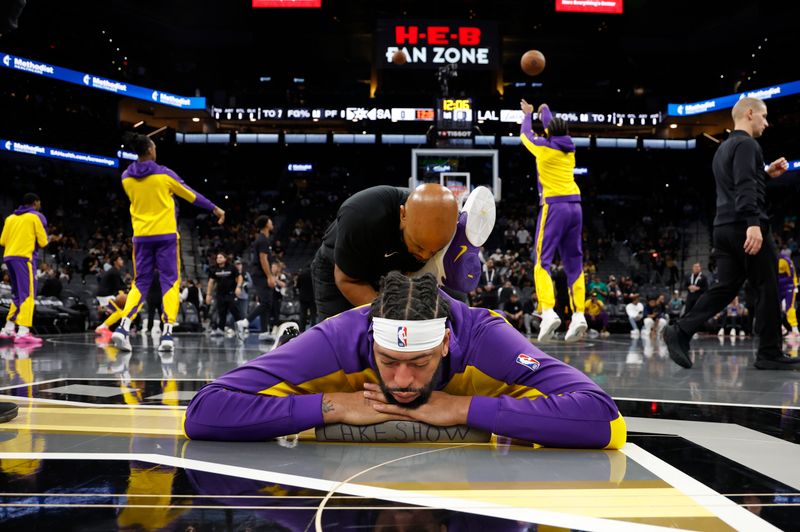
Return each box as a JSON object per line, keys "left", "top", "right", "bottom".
{"left": 1, "top": 1, "right": 799, "bottom": 530}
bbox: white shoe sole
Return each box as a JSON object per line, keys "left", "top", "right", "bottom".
{"left": 461, "top": 186, "right": 495, "bottom": 247}
{"left": 537, "top": 316, "right": 562, "bottom": 341}
{"left": 565, "top": 322, "right": 588, "bottom": 343}
{"left": 158, "top": 341, "right": 174, "bottom": 352}
{"left": 111, "top": 333, "right": 132, "bottom": 351}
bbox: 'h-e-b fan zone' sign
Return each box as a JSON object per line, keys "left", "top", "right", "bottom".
{"left": 377, "top": 20, "right": 499, "bottom": 70}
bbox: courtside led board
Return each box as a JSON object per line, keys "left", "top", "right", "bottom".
{"left": 555, "top": 0, "right": 623, "bottom": 14}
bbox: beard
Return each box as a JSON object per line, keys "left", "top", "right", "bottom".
{"left": 377, "top": 358, "right": 443, "bottom": 410}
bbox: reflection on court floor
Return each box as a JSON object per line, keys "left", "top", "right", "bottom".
{"left": 0, "top": 333, "right": 797, "bottom": 530}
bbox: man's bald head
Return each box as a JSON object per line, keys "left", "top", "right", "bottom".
{"left": 400, "top": 184, "right": 459, "bottom": 263}
{"left": 732, "top": 97, "right": 769, "bottom": 138}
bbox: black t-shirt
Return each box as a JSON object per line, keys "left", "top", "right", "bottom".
{"left": 210, "top": 264, "right": 240, "bottom": 297}
{"left": 97, "top": 268, "right": 125, "bottom": 297}
{"left": 251, "top": 233, "right": 272, "bottom": 278}
{"left": 504, "top": 300, "right": 523, "bottom": 315}
{"left": 319, "top": 186, "right": 426, "bottom": 286}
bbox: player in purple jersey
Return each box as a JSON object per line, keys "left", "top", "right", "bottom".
{"left": 185, "top": 272, "right": 626, "bottom": 449}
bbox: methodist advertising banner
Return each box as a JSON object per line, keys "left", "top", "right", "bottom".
{"left": 0, "top": 52, "right": 206, "bottom": 109}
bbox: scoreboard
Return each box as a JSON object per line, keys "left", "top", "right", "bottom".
{"left": 436, "top": 98, "right": 474, "bottom": 146}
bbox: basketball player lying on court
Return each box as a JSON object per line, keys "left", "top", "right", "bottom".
{"left": 184, "top": 272, "right": 626, "bottom": 449}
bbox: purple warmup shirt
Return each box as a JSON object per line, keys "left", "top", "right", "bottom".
{"left": 185, "top": 291, "right": 626, "bottom": 449}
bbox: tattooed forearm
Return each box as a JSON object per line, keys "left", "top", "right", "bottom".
{"left": 322, "top": 399, "right": 335, "bottom": 413}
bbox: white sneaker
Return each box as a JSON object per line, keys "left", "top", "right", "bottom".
{"left": 461, "top": 186, "right": 496, "bottom": 247}
{"left": 235, "top": 319, "right": 249, "bottom": 341}
{"left": 210, "top": 328, "right": 224, "bottom": 337}
{"left": 718, "top": 328, "right": 725, "bottom": 337}
{"left": 739, "top": 330, "right": 747, "bottom": 338}
{"left": 630, "top": 329, "right": 640, "bottom": 338}
{"left": 729, "top": 328, "right": 736, "bottom": 337}
{"left": 224, "top": 327, "right": 235, "bottom": 337}
{"left": 158, "top": 335, "right": 174, "bottom": 352}
{"left": 537, "top": 310, "right": 561, "bottom": 341}
{"left": 111, "top": 330, "right": 132, "bottom": 351}
{"left": 565, "top": 313, "right": 588, "bottom": 343}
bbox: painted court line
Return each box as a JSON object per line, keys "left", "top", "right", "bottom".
{"left": 622, "top": 443, "right": 779, "bottom": 531}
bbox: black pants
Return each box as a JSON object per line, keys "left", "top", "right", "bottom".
{"left": 299, "top": 299, "right": 317, "bottom": 331}
{"left": 247, "top": 274, "right": 273, "bottom": 332}
{"left": 678, "top": 222, "right": 781, "bottom": 358}
{"left": 684, "top": 293, "right": 701, "bottom": 315}
{"left": 311, "top": 249, "right": 353, "bottom": 321}
{"left": 217, "top": 295, "right": 243, "bottom": 327}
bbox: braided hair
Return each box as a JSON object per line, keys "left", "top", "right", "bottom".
{"left": 370, "top": 271, "right": 450, "bottom": 321}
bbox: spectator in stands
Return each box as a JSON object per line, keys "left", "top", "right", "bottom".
{"left": 0, "top": 271, "right": 11, "bottom": 297}
{"left": 38, "top": 264, "right": 62, "bottom": 298}
{"left": 606, "top": 276, "right": 622, "bottom": 305}
{"left": 504, "top": 226, "right": 516, "bottom": 250}
{"left": 668, "top": 290, "right": 685, "bottom": 321}
{"left": 503, "top": 291, "right": 524, "bottom": 332}
{"left": 479, "top": 259, "right": 500, "bottom": 310}
{"left": 81, "top": 253, "right": 100, "bottom": 285}
{"left": 498, "top": 280, "right": 517, "bottom": 307}
{"left": 234, "top": 259, "right": 251, "bottom": 324}
{"left": 180, "top": 279, "right": 204, "bottom": 318}
{"left": 643, "top": 294, "right": 668, "bottom": 338}
{"left": 626, "top": 294, "right": 644, "bottom": 338}
{"left": 718, "top": 296, "right": 748, "bottom": 338}
{"left": 516, "top": 226, "right": 531, "bottom": 250}
{"left": 683, "top": 262, "right": 708, "bottom": 315}
{"left": 585, "top": 291, "right": 610, "bottom": 337}
{"left": 269, "top": 261, "right": 288, "bottom": 334}
{"left": 620, "top": 276, "right": 638, "bottom": 303}
{"left": 94, "top": 255, "right": 127, "bottom": 335}
{"left": 587, "top": 274, "right": 609, "bottom": 303}
{"left": 523, "top": 291, "right": 539, "bottom": 337}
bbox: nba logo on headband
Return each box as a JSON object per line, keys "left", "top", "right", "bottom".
{"left": 397, "top": 326, "right": 408, "bottom": 348}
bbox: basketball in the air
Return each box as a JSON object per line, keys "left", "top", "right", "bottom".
{"left": 520, "top": 50, "right": 546, "bottom": 76}
{"left": 392, "top": 50, "right": 408, "bottom": 65}
{"left": 115, "top": 293, "right": 127, "bottom": 308}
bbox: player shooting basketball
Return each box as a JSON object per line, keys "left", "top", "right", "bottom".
{"left": 520, "top": 99, "right": 587, "bottom": 343}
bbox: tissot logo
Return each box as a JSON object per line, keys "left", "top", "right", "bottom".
{"left": 151, "top": 90, "right": 159, "bottom": 101}
{"left": 1, "top": 54, "right": 10, "bottom": 67}
{"left": 394, "top": 25, "right": 482, "bottom": 46}
{"left": 83, "top": 74, "right": 90, "bottom": 85}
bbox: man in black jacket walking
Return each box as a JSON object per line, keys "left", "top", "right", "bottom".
{"left": 665, "top": 97, "right": 798, "bottom": 370}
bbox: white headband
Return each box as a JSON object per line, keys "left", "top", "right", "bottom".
{"left": 372, "top": 317, "right": 447, "bottom": 352}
